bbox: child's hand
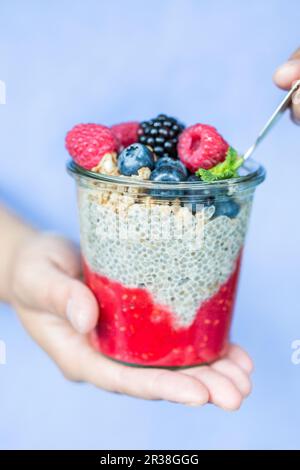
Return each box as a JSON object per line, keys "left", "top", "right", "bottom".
{"left": 10, "top": 233, "right": 253, "bottom": 410}
{"left": 273, "top": 47, "right": 300, "bottom": 123}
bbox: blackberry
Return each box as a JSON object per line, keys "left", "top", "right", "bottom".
{"left": 138, "top": 114, "right": 185, "bottom": 159}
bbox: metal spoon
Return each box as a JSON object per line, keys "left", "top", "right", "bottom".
{"left": 243, "top": 79, "right": 300, "bottom": 160}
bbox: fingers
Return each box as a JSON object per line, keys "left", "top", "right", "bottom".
{"left": 15, "top": 234, "right": 99, "bottom": 334}
{"left": 81, "top": 344, "right": 253, "bottom": 408}
{"left": 273, "top": 59, "right": 300, "bottom": 90}
{"left": 18, "top": 301, "right": 251, "bottom": 409}
{"left": 290, "top": 91, "right": 300, "bottom": 124}
{"left": 273, "top": 47, "right": 300, "bottom": 89}
{"left": 289, "top": 47, "right": 300, "bottom": 60}
{"left": 38, "top": 265, "right": 99, "bottom": 334}
{"left": 23, "top": 305, "right": 209, "bottom": 405}
{"left": 46, "top": 237, "right": 99, "bottom": 333}
{"left": 80, "top": 348, "right": 209, "bottom": 405}
{"left": 20, "top": 260, "right": 98, "bottom": 334}
{"left": 273, "top": 48, "right": 300, "bottom": 123}
{"left": 226, "top": 344, "right": 254, "bottom": 374}
{"left": 211, "top": 359, "right": 252, "bottom": 397}
{"left": 182, "top": 366, "right": 243, "bottom": 411}
{"left": 43, "top": 235, "right": 82, "bottom": 279}
{"left": 182, "top": 345, "right": 253, "bottom": 410}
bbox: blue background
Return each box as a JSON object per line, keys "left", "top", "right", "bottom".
{"left": 0, "top": 0, "right": 300, "bottom": 450}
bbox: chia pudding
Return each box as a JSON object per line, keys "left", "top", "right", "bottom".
{"left": 66, "top": 116, "right": 265, "bottom": 367}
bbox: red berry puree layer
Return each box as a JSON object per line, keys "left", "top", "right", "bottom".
{"left": 84, "top": 254, "right": 242, "bottom": 367}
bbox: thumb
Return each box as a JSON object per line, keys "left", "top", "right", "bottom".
{"left": 20, "top": 258, "right": 99, "bottom": 334}
{"left": 273, "top": 48, "right": 300, "bottom": 89}
{"left": 47, "top": 265, "right": 99, "bottom": 334}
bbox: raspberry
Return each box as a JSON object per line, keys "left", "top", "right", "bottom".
{"left": 110, "top": 121, "right": 139, "bottom": 151}
{"left": 65, "top": 123, "right": 117, "bottom": 170}
{"left": 177, "top": 124, "right": 229, "bottom": 172}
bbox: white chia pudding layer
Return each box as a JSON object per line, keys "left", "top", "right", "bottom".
{"left": 78, "top": 187, "right": 252, "bottom": 326}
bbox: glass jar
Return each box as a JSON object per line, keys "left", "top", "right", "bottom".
{"left": 68, "top": 159, "right": 265, "bottom": 368}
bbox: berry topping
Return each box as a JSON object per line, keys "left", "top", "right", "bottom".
{"left": 214, "top": 197, "right": 240, "bottom": 219}
{"left": 150, "top": 165, "right": 187, "bottom": 198}
{"left": 118, "top": 143, "right": 155, "bottom": 176}
{"left": 155, "top": 156, "right": 188, "bottom": 176}
{"left": 110, "top": 121, "right": 139, "bottom": 151}
{"left": 150, "top": 165, "right": 187, "bottom": 183}
{"left": 196, "top": 147, "right": 243, "bottom": 182}
{"left": 65, "top": 123, "right": 117, "bottom": 170}
{"left": 177, "top": 124, "right": 229, "bottom": 172}
{"left": 138, "top": 114, "right": 185, "bottom": 158}
{"left": 187, "top": 174, "right": 201, "bottom": 182}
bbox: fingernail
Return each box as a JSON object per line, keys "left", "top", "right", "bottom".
{"left": 66, "top": 298, "right": 89, "bottom": 334}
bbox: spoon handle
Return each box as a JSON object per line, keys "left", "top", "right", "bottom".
{"left": 243, "top": 79, "right": 300, "bottom": 161}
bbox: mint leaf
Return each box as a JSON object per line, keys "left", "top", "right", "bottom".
{"left": 196, "top": 147, "right": 243, "bottom": 182}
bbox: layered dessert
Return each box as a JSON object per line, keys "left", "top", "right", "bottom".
{"left": 66, "top": 115, "right": 263, "bottom": 367}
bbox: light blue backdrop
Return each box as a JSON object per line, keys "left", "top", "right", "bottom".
{"left": 0, "top": 0, "right": 300, "bottom": 450}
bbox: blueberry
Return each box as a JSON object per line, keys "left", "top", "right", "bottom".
{"left": 151, "top": 165, "right": 187, "bottom": 182}
{"left": 186, "top": 181, "right": 239, "bottom": 218}
{"left": 155, "top": 157, "right": 188, "bottom": 177}
{"left": 150, "top": 165, "right": 187, "bottom": 198}
{"left": 187, "top": 175, "right": 200, "bottom": 182}
{"left": 118, "top": 143, "right": 155, "bottom": 176}
{"left": 214, "top": 198, "right": 240, "bottom": 218}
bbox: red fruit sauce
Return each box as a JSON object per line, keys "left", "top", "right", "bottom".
{"left": 84, "top": 254, "right": 242, "bottom": 367}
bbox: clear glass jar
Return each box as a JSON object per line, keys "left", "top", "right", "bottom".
{"left": 68, "top": 159, "right": 265, "bottom": 368}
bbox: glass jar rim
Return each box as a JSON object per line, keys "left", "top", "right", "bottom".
{"left": 67, "top": 159, "right": 266, "bottom": 192}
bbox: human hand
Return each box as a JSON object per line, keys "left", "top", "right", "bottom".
{"left": 273, "top": 47, "right": 300, "bottom": 123}
{"left": 10, "top": 233, "right": 253, "bottom": 410}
